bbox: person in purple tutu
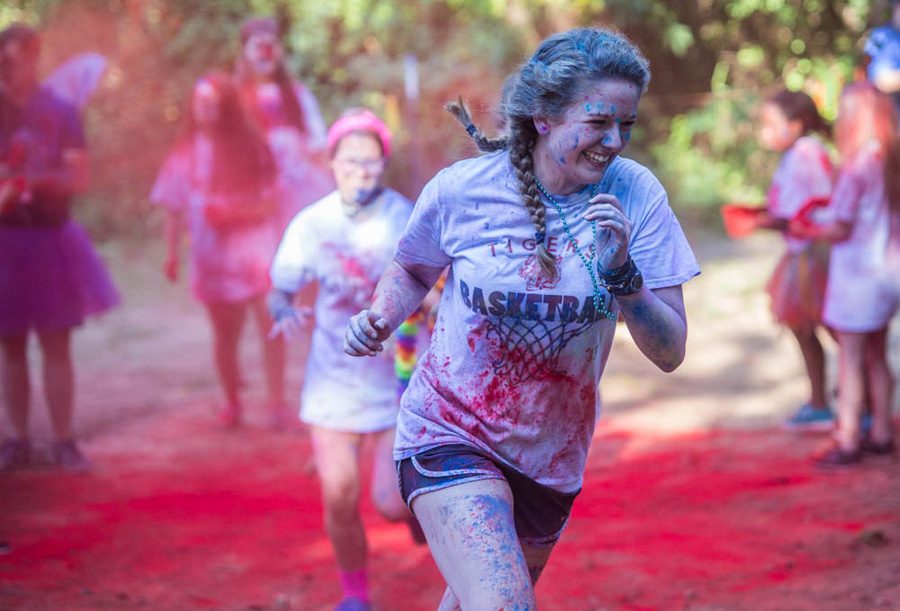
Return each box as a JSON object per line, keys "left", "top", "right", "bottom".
{"left": 0, "top": 24, "right": 119, "bottom": 472}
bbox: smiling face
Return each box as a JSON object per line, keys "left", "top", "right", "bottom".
{"left": 532, "top": 78, "right": 641, "bottom": 194}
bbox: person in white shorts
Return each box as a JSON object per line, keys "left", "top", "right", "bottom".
{"left": 792, "top": 83, "right": 900, "bottom": 466}
{"left": 268, "top": 109, "right": 420, "bottom": 611}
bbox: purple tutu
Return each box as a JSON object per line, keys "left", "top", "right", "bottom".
{"left": 0, "top": 221, "right": 120, "bottom": 335}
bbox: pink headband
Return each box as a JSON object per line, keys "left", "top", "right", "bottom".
{"left": 327, "top": 110, "right": 393, "bottom": 159}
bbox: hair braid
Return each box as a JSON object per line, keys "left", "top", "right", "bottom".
{"left": 446, "top": 100, "right": 558, "bottom": 278}
{"left": 508, "top": 120, "right": 558, "bottom": 278}
{"left": 444, "top": 97, "right": 507, "bottom": 152}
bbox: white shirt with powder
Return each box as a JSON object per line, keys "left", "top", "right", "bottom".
{"left": 767, "top": 135, "right": 833, "bottom": 254}
{"left": 271, "top": 189, "right": 414, "bottom": 432}
{"left": 393, "top": 151, "right": 700, "bottom": 493}
{"left": 823, "top": 144, "right": 899, "bottom": 331}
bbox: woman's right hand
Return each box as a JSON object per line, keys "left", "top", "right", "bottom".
{"left": 344, "top": 309, "right": 391, "bottom": 357}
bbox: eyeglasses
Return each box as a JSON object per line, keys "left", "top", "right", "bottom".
{"left": 334, "top": 157, "right": 385, "bottom": 172}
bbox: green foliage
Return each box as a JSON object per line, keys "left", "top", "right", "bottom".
{"left": 651, "top": 93, "right": 774, "bottom": 209}
{"left": 2, "top": 0, "right": 894, "bottom": 238}
{"left": 600, "top": 0, "right": 882, "bottom": 211}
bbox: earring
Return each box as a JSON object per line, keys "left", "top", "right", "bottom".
{"left": 536, "top": 122, "right": 548, "bottom": 134}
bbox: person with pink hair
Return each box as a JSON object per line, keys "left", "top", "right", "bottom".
{"left": 793, "top": 83, "right": 900, "bottom": 466}
{"left": 236, "top": 16, "right": 334, "bottom": 232}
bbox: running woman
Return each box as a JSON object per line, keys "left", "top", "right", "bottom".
{"left": 345, "top": 28, "right": 699, "bottom": 609}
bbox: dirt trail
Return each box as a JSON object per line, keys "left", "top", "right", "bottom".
{"left": 1, "top": 231, "right": 899, "bottom": 610}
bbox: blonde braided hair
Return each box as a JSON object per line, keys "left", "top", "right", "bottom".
{"left": 444, "top": 99, "right": 557, "bottom": 277}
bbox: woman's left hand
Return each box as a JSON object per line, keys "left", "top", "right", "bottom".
{"left": 584, "top": 193, "right": 632, "bottom": 271}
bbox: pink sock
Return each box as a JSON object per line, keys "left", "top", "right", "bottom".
{"left": 339, "top": 568, "right": 369, "bottom": 602}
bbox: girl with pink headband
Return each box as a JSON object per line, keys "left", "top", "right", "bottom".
{"left": 269, "top": 109, "right": 425, "bottom": 611}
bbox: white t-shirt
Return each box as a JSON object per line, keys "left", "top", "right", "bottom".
{"left": 150, "top": 136, "right": 278, "bottom": 304}
{"left": 252, "top": 81, "right": 335, "bottom": 230}
{"left": 823, "top": 144, "right": 899, "bottom": 332}
{"left": 271, "top": 189, "right": 414, "bottom": 432}
{"left": 767, "top": 136, "right": 834, "bottom": 254}
{"left": 393, "top": 151, "right": 700, "bottom": 492}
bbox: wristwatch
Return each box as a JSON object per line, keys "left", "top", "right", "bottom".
{"left": 599, "top": 256, "right": 644, "bottom": 297}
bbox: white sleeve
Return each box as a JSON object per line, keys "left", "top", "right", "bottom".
{"left": 830, "top": 166, "right": 865, "bottom": 225}
{"left": 394, "top": 172, "right": 452, "bottom": 269}
{"left": 270, "top": 211, "right": 318, "bottom": 292}
{"left": 628, "top": 175, "right": 701, "bottom": 290}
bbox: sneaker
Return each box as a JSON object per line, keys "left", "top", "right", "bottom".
{"left": 860, "top": 437, "right": 895, "bottom": 456}
{"left": 334, "top": 598, "right": 372, "bottom": 611}
{"left": 813, "top": 444, "right": 861, "bottom": 468}
{"left": 51, "top": 440, "right": 93, "bottom": 473}
{"left": 783, "top": 404, "right": 835, "bottom": 432}
{"left": 0, "top": 438, "right": 31, "bottom": 471}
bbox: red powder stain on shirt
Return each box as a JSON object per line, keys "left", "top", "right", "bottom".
{"left": 466, "top": 324, "right": 489, "bottom": 355}
{"left": 518, "top": 253, "right": 563, "bottom": 290}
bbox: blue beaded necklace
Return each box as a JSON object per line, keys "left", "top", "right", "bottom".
{"left": 535, "top": 178, "right": 616, "bottom": 321}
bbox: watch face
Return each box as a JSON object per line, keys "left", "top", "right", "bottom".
{"left": 631, "top": 273, "right": 643, "bottom": 291}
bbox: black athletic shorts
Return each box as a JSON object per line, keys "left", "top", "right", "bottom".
{"left": 397, "top": 444, "right": 580, "bottom": 547}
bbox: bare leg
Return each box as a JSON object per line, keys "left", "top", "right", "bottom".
{"left": 37, "top": 329, "right": 74, "bottom": 441}
{"left": 412, "top": 478, "right": 535, "bottom": 611}
{"left": 370, "top": 427, "right": 407, "bottom": 522}
{"left": 834, "top": 331, "right": 867, "bottom": 451}
{"left": 435, "top": 542, "right": 556, "bottom": 610}
{"left": 863, "top": 328, "right": 894, "bottom": 444}
{"left": 1, "top": 334, "right": 30, "bottom": 438}
{"left": 790, "top": 324, "right": 828, "bottom": 408}
{"left": 248, "top": 295, "right": 286, "bottom": 409}
{"left": 311, "top": 426, "right": 367, "bottom": 570}
{"left": 204, "top": 301, "right": 247, "bottom": 413}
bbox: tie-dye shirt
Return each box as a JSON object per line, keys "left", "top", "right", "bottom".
{"left": 393, "top": 151, "right": 700, "bottom": 492}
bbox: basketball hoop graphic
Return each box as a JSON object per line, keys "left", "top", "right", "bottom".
{"left": 483, "top": 316, "right": 593, "bottom": 384}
